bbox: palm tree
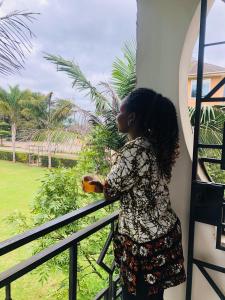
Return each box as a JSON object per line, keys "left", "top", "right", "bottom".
{"left": 189, "top": 105, "right": 225, "bottom": 158}
{"left": 0, "top": 7, "right": 38, "bottom": 75}
{"left": 0, "top": 120, "right": 10, "bottom": 146}
{"left": 44, "top": 41, "right": 225, "bottom": 158}
{"left": 44, "top": 42, "right": 136, "bottom": 151}
{"left": 42, "top": 93, "right": 73, "bottom": 168}
{"left": 22, "top": 92, "right": 73, "bottom": 168}
{"left": 0, "top": 85, "right": 32, "bottom": 162}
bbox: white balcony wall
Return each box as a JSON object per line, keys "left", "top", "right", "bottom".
{"left": 136, "top": 0, "right": 225, "bottom": 299}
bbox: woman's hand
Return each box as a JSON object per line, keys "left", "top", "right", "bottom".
{"left": 82, "top": 175, "right": 94, "bottom": 182}
{"left": 89, "top": 180, "right": 104, "bottom": 193}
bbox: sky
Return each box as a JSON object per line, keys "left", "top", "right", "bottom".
{"left": 0, "top": 0, "right": 137, "bottom": 109}
{"left": 1, "top": 0, "right": 225, "bottom": 109}
{"left": 192, "top": 0, "right": 225, "bottom": 65}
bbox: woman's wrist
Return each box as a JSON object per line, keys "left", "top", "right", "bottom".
{"left": 89, "top": 180, "right": 104, "bottom": 193}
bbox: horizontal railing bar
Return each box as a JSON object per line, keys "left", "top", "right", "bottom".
{"left": 205, "top": 41, "right": 225, "bottom": 47}
{"left": 201, "top": 97, "right": 225, "bottom": 102}
{"left": 199, "top": 157, "right": 222, "bottom": 164}
{"left": 217, "top": 244, "right": 225, "bottom": 251}
{"left": 193, "top": 259, "right": 225, "bottom": 273}
{"left": 0, "top": 211, "right": 119, "bottom": 288}
{"left": 198, "top": 144, "right": 222, "bottom": 149}
{"left": 193, "top": 180, "right": 225, "bottom": 188}
{"left": 0, "top": 198, "right": 118, "bottom": 256}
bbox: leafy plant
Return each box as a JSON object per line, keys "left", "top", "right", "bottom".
{"left": 0, "top": 8, "right": 38, "bottom": 75}
{"left": 0, "top": 121, "right": 10, "bottom": 145}
{"left": 44, "top": 41, "right": 136, "bottom": 152}
{"left": 0, "top": 85, "right": 34, "bottom": 162}
{"left": 8, "top": 141, "right": 118, "bottom": 298}
{"left": 21, "top": 92, "right": 74, "bottom": 168}
{"left": 189, "top": 105, "right": 225, "bottom": 159}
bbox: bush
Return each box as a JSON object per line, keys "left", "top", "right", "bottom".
{"left": 0, "top": 150, "right": 76, "bottom": 168}
{"left": 40, "top": 156, "right": 77, "bottom": 168}
{"left": 16, "top": 152, "right": 29, "bottom": 163}
{"left": 0, "top": 150, "right": 29, "bottom": 163}
{"left": 0, "top": 150, "right": 13, "bottom": 161}
{"left": 8, "top": 143, "right": 119, "bottom": 299}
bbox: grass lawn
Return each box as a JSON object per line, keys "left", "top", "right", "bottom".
{"left": 0, "top": 160, "right": 46, "bottom": 240}
{"left": 0, "top": 160, "right": 65, "bottom": 299}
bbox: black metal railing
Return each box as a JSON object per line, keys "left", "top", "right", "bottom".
{"left": 186, "top": 0, "right": 225, "bottom": 298}
{"left": 0, "top": 198, "right": 122, "bottom": 300}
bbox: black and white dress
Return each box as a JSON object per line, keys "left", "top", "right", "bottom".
{"left": 104, "top": 136, "right": 186, "bottom": 296}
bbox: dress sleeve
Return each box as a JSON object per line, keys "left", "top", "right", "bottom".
{"left": 104, "top": 144, "right": 137, "bottom": 199}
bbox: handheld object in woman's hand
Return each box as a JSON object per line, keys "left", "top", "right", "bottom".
{"left": 82, "top": 176, "right": 96, "bottom": 193}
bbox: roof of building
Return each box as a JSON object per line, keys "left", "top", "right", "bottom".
{"left": 189, "top": 59, "right": 225, "bottom": 75}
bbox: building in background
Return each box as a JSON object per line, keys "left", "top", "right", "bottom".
{"left": 188, "top": 59, "right": 225, "bottom": 107}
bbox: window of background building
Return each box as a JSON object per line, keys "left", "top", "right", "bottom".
{"left": 191, "top": 79, "right": 211, "bottom": 98}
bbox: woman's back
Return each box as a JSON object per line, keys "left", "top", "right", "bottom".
{"left": 105, "top": 136, "right": 178, "bottom": 243}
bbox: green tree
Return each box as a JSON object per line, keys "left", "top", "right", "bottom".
{"left": 0, "top": 85, "right": 33, "bottom": 162}
{"left": 0, "top": 7, "right": 38, "bottom": 75}
{"left": 7, "top": 43, "right": 134, "bottom": 298}
{"left": 44, "top": 42, "right": 136, "bottom": 152}
{"left": 189, "top": 105, "right": 225, "bottom": 157}
{"left": 189, "top": 104, "right": 225, "bottom": 184}
{"left": 9, "top": 146, "right": 117, "bottom": 299}
{"left": 19, "top": 92, "right": 47, "bottom": 130}
{"left": 22, "top": 92, "right": 74, "bottom": 168}
{"left": 0, "top": 120, "right": 10, "bottom": 146}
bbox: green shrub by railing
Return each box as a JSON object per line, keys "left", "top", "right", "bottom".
{"left": 0, "top": 150, "right": 76, "bottom": 168}
{"left": 0, "top": 150, "right": 13, "bottom": 161}
{"left": 40, "top": 155, "right": 77, "bottom": 168}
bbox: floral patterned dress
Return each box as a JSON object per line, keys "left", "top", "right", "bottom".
{"left": 104, "top": 136, "right": 186, "bottom": 296}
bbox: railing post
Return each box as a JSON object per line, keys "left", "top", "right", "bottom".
{"left": 69, "top": 244, "right": 78, "bottom": 300}
{"left": 108, "top": 273, "right": 113, "bottom": 299}
{"left": 5, "top": 284, "right": 12, "bottom": 300}
{"left": 186, "top": 0, "right": 207, "bottom": 299}
{"left": 109, "top": 221, "right": 116, "bottom": 300}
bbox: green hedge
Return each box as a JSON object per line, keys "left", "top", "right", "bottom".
{"left": 0, "top": 150, "right": 76, "bottom": 168}
{"left": 40, "top": 155, "right": 77, "bottom": 168}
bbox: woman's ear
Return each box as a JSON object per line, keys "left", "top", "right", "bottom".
{"left": 128, "top": 112, "right": 136, "bottom": 126}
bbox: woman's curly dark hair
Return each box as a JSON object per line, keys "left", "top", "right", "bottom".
{"left": 125, "top": 88, "right": 180, "bottom": 181}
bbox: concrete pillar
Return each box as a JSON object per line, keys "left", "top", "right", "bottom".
{"left": 136, "top": 1, "right": 225, "bottom": 299}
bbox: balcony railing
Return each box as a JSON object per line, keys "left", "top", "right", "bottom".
{"left": 0, "top": 198, "right": 122, "bottom": 300}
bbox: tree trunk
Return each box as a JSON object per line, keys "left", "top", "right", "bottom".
{"left": 47, "top": 130, "right": 52, "bottom": 168}
{"left": 11, "top": 123, "right": 16, "bottom": 163}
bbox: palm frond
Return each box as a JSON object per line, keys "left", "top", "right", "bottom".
{"left": 0, "top": 87, "right": 8, "bottom": 101}
{"left": 111, "top": 41, "right": 136, "bottom": 99}
{"left": 0, "top": 100, "right": 11, "bottom": 116}
{"left": 189, "top": 105, "right": 225, "bottom": 158}
{"left": 98, "top": 81, "right": 120, "bottom": 112}
{"left": 0, "top": 11, "right": 38, "bottom": 75}
{"left": 44, "top": 53, "right": 111, "bottom": 113}
{"left": 189, "top": 105, "right": 225, "bottom": 127}
{"left": 50, "top": 101, "right": 73, "bottom": 125}
{"left": 72, "top": 103, "right": 101, "bottom": 127}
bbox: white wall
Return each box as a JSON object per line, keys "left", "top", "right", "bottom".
{"left": 136, "top": 0, "right": 225, "bottom": 299}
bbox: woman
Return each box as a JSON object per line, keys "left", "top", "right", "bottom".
{"left": 84, "top": 88, "right": 186, "bottom": 300}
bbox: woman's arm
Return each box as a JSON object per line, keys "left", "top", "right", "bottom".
{"left": 87, "top": 143, "right": 142, "bottom": 200}
{"left": 89, "top": 180, "right": 117, "bottom": 201}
